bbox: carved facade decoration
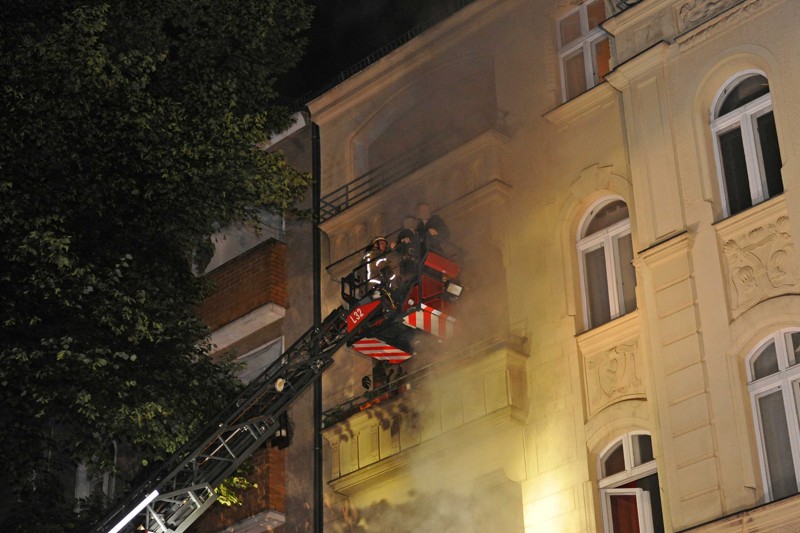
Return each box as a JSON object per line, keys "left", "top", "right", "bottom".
{"left": 585, "top": 342, "right": 644, "bottom": 417}
{"left": 676, "top": 0, "right": 772, "bottom": 50}
{"left": 611, "top": 13, "right": 665, "bottom": 65}
{"left": 723, "top": 215, "right": 800, "bottom": 318}
{"left": 676, "top": 0, "right": 743, "bottom": 32}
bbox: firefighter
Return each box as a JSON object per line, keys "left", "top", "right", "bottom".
{"left": 363, "top": 236, "right": 394, "bottom": 294}
{"left": 393, "top": 228, "right": 418, "bottom": 288}
{"left": 417, "top": 213, "right": 450, "bottom": 254}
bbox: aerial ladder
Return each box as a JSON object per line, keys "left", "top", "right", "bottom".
{"left": 93, "top": 236, "right": 462, "bottom": 533}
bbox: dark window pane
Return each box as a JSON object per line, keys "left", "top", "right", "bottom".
{"left": 719, "top": 127, "right": 752, "bottom": 215}
{"left": 559, "top": 10, "right": 582, "bottom": 47}
{"left": 635, "top": 474, "right": 664, "bottom": 533}
{"left": 752, "top": 341, "right": 779, "bottom": 380}
{"left": 587, "top": 0, "right": 607, "bottom": 30}
{"left": 718, "top": 75, "right": 769, "bottom": 116}
{"left": 757, "top": 111, "right": 783, "bottom": 198}
{"left": 594, "top": 37, "right": 611, "bottom": 82}
{"left": 617, "top": 233, "right": 637, "bottom": 315}
{"left": 603, "top": 441, "right": 626, "bottom": 477}
{"left": 585, "top": 246, "right": 611, "bottom": 328}
{"left": 585, "top": 200, "right": 629, "bottom": 236}
{"left": 609, "top": 494, "right": 641, "bottom": 533}
{"left": 564, "top": 49, "right": 587, "bottom": 100}
{"left": 632, "top": 435, "right": 653, "bottom": 466}
{"left": 787, "top": 332, "right": 800, "bottom": 367}
{"left": 758, "top": 390, "right": 797, "bottom": 500}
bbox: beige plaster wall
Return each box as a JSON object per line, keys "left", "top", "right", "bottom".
{"left": 297, "top": 0, "right": 800, "bottom": 532}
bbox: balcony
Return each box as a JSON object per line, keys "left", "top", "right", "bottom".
{"left": 321, "top": 335, "right": 527, "bottom": 496}
{"left": 320, "top": 127, "right": 510, "bottom": 271}
{"left": 197, "top": 239, "right": 287, "bottom": 355}
{"left": 319, "top": 116, "right": 508, "bottom": 225}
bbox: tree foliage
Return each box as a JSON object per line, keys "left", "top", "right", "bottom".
{"left": 0, "top": 0, "right": 312, "bottom": 528}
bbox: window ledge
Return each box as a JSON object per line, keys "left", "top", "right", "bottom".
{"left": 713, "top": 194, "right": 787, "bottom": 237}
{"left": 543, "top": 82, "right": 618, "bottom": 126}
{"left": 209, "top": 302, "right": 285, "bottom": 355}
{"left": 576, "top": 309, "right": 641, "bottom": 353}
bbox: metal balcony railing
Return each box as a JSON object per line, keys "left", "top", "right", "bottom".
{"left": 613, "top": 0, "right": 645, "bottom": 12}
{"left": 319, "top": 159, "right": 403, "bottom": 222}
{"left": 319, "top": 112, "right": 508, "bottom": 223}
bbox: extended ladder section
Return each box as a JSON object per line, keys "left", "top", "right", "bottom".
{"left": 95, "top": 240, "right": 463, "bottom": 533}
{"left": 94, "top": 307, "right": 350, "bottom": 533}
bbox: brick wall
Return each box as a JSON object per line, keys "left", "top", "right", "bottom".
{"left": 197, "top": 239, "right": 287, "bottom": 331}
{"left": 190, "top": 446, "right": 287, "bottom": 533}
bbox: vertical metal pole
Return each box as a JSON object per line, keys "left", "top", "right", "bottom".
{"left": 311, "top": 121, "right": 323, "bottom": 533}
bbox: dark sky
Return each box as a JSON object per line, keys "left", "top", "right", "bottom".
{"left": 278, "top": 0, "right": 464, "bottom": 102}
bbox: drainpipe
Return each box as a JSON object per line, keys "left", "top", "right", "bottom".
{"left": 311, "top": 118, "right": 323, "bottom": 533}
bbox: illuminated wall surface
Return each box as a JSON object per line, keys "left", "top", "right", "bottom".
{"left": 275, "top": 1, "right": 800, "bottom": 532}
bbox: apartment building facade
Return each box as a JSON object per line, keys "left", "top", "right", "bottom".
{"left": 280, "top": 0, "right": 800, "bottom": 531}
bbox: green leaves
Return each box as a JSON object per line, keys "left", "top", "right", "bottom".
{"left": 0, "top": 0, "right": 310, "bottom": 528}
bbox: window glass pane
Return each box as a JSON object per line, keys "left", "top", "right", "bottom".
{"left": 719, "top": 127, "right": 753, "bottom": 215}
{"left": 635, "top": 474, "right": 664, "bottom": 533}
{"left": 586, "top": 0, "right": 607, "bottom": 30}
{"left": 632, "top": 435, "right": 653, "bottom": 466}
{"left": 585, "top": 246, "right": 611, "bottom": 328}
{"left": 752, "top": 341, "right": 779, "bottom": 380}
{"left": 756, "top": 111, "right": 783, "bottom": 199}
{"left": 559, "top": 10, "right": 582, "bottom": 47}
{"left": 564, "top": 49, "right": 587, "bottom": 101}
{"left": 758, "top": 389, "right": 797, "bottom": 500}
{"left": 786, "top": 331, "right": 800, "bottom": 367}
{"left": 594, "top": 37, "right": 611, "bottom": 82}
{"left": 585, "top": 200, "right": 629, "bottom": 236}
{"left": 608, "top": 494, "right": 641, "bottom": 533}
{"left": 603, "top": 441, "right": 626, "bottom": 478}
{"left": 616, "top": 233, "right": 637, "bottom": 315}
{"left": 718, "top": 75, "right": 769, "bottom": 117}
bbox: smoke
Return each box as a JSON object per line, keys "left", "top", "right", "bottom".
{"left": 322, "top": 402, "right": 527, "bottom": 532}
{"left": 321, "top": 318, "right": 527, "bottom": 532}
{"left": 297, "top": 0, "right": 526, "bottom": 528}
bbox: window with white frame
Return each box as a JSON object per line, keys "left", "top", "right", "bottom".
{"left": 74, "top": 442, "right": 117, "bottom": 508}
{"left": 578, "top": 199, "right": 636, "bottom": 330}
{"left": 557, "top": 0, "right": 611, "bottom": 101}
{"left": 712, "top": 73, "right": 783, "bottom": 217}
{"left": 747, "top": 328, "right": 800, "bottom": 502}
{"left": 599, "top": 432, "right": 664, "bottom": 533}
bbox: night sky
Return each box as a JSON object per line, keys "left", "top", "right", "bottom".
{"left": 278, "top": 0, "right": 464, "bottom": 102}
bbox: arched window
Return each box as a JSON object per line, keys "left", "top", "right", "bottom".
{"left": 712, "top": 73, "right": 783, "bottom": 217}
{"left": 578, "top": 199, "right": 636, "bottom": 329}
{"left": 599, "top": 432, "right": 664, "bottom": 533}
{"left": 747, "top": 328, "right": 800, "bottom": 501}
